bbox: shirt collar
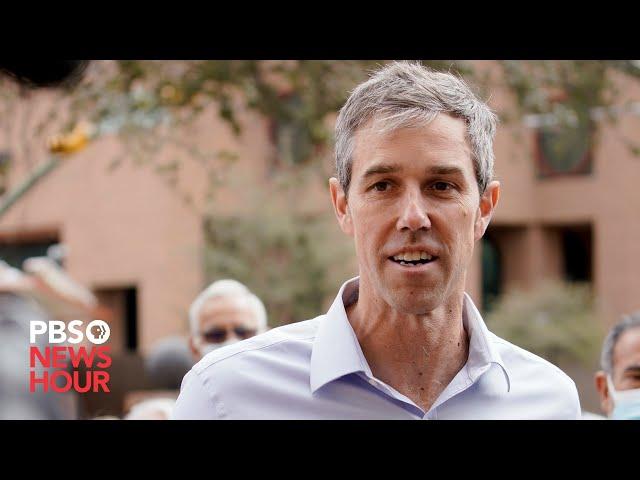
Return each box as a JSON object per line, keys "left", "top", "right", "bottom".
{"left": 461, "top": 292, "right": 511, "bottom": 392}
{"left": 310, "top": 276, "right": 511, "bottom": 394}
{"left": 310, "top": 277, "right": 370, "bottom": 393}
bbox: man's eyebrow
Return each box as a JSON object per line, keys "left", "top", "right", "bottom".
{"left": 361, "top": 163, "right": 401, "bottom": 178}
{"left": 361, "top": 164, "right": 467, "bottom": 178}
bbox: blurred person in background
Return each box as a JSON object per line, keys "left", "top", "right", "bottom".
{"left": 174, "top": 62, "right": 581, "bottom": 419}
{"left": 146, "top": 336, "right": 194, "bottom": 389}
{"left": 0, "top": 289, "right": 69, "bottom": 419}
{"left": 124, "top": 397, "right": 176, "bottom": 420}
{"left": 595, "top": 312, "right": 640, "bottom": 420}
{"left": 121, "top": 336, "right": 193, "bottom": 416}
{"left": 188, "top": 279, "right": 268, "bottom": 361}
{"left": 1, "top": 255, "right": 107, "bottom": 419}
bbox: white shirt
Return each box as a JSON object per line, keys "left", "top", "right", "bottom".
{"left": 173, "top": 277, "right": 581, "bottom": 419}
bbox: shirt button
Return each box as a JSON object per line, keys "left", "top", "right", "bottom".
{"left": 368, "top": 378, "right": 377, "bottom": 387}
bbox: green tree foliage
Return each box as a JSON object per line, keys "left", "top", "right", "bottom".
{"left": 202, "top": 184, "right": 354, "bottom": 327}
{"left": 485, "top": 282, "right": 606, "bottom": 368}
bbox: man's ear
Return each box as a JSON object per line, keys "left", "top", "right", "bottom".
{"left": 595, "top": 370, "right": 613, "bottom": 417}
{"left": 329, "top": 177, "right": 353, "bottom": 236}
{"left": 188, "top": 336, "right": 201, "bottom": 361}
{"left": 474, "top": 180, "right": 500, "bottom": 241}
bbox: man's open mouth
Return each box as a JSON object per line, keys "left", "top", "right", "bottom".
{"left": 388, "top": 252, "right": 438, "bottom": 266}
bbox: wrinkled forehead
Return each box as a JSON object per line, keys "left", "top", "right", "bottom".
{"left": 354, "top": 112, "right": 471, "bottom": 154}
{"left": 351, "top": 113, "right": 474, "bottom": 175}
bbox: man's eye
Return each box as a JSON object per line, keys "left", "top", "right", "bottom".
{"left": 372, "top": 181, "right": 390, "bottom": 192}
{"left": 431, "top": 182, "right": 452, "bottom": 191}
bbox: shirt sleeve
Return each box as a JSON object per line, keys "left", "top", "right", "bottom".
{"left": 171, "top": 369, "right": 223, "bottom": 420}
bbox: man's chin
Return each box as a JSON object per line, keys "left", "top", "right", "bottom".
{"left": 382, "top": 287, "right": 444, "bottom": 316}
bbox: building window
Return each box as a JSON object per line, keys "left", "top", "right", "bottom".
{"left": 0, "top": 236, "right": 59, "bottom": 269}
{"left": 560, "top": 225, "right": 592, "bottom": 283}
{"left": 535, "top": 121, "right": 593, "bottom": 178}
{"left": 94, "top": 286, "right": 138, "bottom": 352}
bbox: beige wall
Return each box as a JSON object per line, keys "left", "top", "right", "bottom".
{"left": 481, "top": 67, "right": 640, "bottom": 325}
{"left": 0, "top": 136, "right": 204, "bottom": 352}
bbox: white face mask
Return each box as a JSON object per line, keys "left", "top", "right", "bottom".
{"left": 607, "top": 375, "right": 640, "bottom": 420}
{"left": 198, "top": 338, "right": 239, "bottom": 358}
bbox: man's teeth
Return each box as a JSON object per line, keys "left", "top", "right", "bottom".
{"left": 392, "top": 252, "right": 433, "bottom": 262}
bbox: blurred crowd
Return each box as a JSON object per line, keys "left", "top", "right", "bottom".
{"left": 0, "top": 62, "right": 274, "bottom": 420}
{"left": 0, "top": 247, "right": 269, "bottom": 420}
{"left": 2, "top": 247, "right": 639, "bottom": 420}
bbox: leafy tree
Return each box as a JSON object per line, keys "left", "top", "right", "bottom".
{"left": 485, "top": 282, "right": 606, "bottom": 368}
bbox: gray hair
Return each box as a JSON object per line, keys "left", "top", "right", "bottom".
{"left": 335, "top": 61, "right": 498, "bottom": 195}
{"left": 600, "top": 311, "right": 640, "bottom": 374}
{"left": 145, "top": 336, "right": 193, "bottom": 390}
{"left": 188, "top": 279, "right": 268, "bottom": 336}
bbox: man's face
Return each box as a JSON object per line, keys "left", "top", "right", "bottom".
{"left": 596, "top": 327, "right": 640, "bottom": 415}
{"left": 190, "top": 295, "right": 259, "bottom": 360}
{"left": 330, "top": 113, "right": 499, "bottom": 315}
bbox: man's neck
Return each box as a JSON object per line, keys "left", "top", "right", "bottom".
{"left": 346, "top": 282, "right": 470, "bottom": 413}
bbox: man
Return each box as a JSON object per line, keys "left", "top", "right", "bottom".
{"left": 594, "top": 312, "right": 640, "bottom": 419}
{"left": 174, "top": 62, "right": 580, "bottom": 419}
{"left": 188, "top": 279, "right": 268, "bottom": 361}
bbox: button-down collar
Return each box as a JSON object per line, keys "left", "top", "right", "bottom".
{"left": 310, "top": 277, "right": 511, "bottom": 400}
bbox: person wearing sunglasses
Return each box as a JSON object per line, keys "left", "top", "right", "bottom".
{"left": 595, "top": 311, "right": 640, "bottom": 420}
{"left": 188, "top": 279, "right": 268, "bottom": 361}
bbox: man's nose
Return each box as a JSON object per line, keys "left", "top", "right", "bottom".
{"left": 396, "top": 190, "right": 431, "bottom": 232}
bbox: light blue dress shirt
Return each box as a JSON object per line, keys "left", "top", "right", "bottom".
{"left": 173, "top": 277, "right": 581, "bottom": 419}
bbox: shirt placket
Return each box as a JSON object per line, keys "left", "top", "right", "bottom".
{"left": 359, "top": 373, "right": 427, "bottom": 419}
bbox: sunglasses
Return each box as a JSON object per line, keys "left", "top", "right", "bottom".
{"left": 201, "top": 326, "right": 257, "bottom": 344}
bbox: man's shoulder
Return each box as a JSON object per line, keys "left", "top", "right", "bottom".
{"left": 174, "top": 317, "right": 323, "bottom": 419}
{"left": 192, "top": 316, "right": 322, "bottom": 376}
{"left": 487, "top": 331, "right": 578, "bottom": 392}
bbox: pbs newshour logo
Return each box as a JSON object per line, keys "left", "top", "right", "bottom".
{"left": 30, "top": 319, "right": 111, "bottom": 345}
{"left": 29, "top": 320, "right": 112, "bottom": 393}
